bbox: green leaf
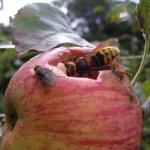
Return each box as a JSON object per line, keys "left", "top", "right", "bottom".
{"left": 107, "top": 3, "right": 130, "bottom": 23}
{"left": 136, "top": 0, "right": 150, "bottom": 37}
{"left": 11, "top": 3, "right": 93, "bottom": 55}
{"left": 141, "top": 80, "right": 150, "bottom": 101}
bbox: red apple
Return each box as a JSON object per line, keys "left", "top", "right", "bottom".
{"left": 1, "top": 47, "right": 142, "bottom": 150}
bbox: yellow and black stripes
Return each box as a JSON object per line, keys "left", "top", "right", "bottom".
{"left": 91, "top": 46, "right": 120, "bottom": 66}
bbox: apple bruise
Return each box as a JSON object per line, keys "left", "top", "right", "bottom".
{"left": 5, "top": 103, "right": 18, "bottom": 130}
{"left": 8, "top": 110, "right": 18, "bottom": 130}
{"left": 4, "top": 84, "right": 19, "bottom": 131}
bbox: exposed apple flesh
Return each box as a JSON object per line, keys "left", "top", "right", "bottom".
{"left": 1, "top": 47, "right": 142, "bottom": 150}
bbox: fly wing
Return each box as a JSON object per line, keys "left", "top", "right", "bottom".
{"left": 83, "top": 38, "right": 119, "bottom": 58}
{"left": 41, "top": 68, "right": 56, "bottom": 85}
{"left": 34, "top": 65, "right": 56, "bottom": 85}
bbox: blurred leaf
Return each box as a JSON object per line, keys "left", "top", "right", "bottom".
{"left": 93, "top": 5, "right": 105, "bottom": 14}
{"left": 136, "top": 0, "right": 150, "bottom": 38}
{"left": 11, "top": 3, "right": 93, "bottom": 55}
{"left": 141, "top": 80, "right": 150, "bottom": 101}
{"left": 0, "top": 49, "right": 16, "bottom": 64}
{"left": 107, "top": 3, "right": 130, "bottom": 23}
{"left": 19, "top": 50, "right": 40, "bottom": 61}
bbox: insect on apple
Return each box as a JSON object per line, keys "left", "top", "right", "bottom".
{"left": 33, "top": 65, "right": 56, "bottom": 85}
{"left": 57, "top": 38, "right": 120, "bottom": 77}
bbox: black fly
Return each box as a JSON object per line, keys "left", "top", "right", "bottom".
{"left": 34, "top": 65, "right": 56, "bottom": 85}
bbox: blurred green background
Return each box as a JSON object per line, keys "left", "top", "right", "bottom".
{"left": 0, "top": 0, "right": 150, "bottom": 149}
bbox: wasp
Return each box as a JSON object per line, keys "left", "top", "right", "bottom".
{"left": 58, "top": 38, "right": 120, "bottom": 77}
{"left": 58, "top": 53, "right": 78, "bottom": 76}
{"left": 33, "top": 65, "right": 56, "bottom": 85}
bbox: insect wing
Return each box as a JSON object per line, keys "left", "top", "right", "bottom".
{"left": 84, "top": 38, "right": 119, "bottom": 57}
{"left": 41, "top": 68, "right": 56, "bottom": 85}
{"left": 108, "top": 58, "right": 123, "bottom": 68}
{"left": 34, "top": 65, "right": 56, "bottom": 85}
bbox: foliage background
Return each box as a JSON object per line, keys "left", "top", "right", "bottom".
{"left": 0, "top": 0, "right": 150, "bottom": 149}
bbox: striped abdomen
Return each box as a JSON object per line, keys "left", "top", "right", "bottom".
{"left": 91, "top": 46, "right": 120, "bottom": 67}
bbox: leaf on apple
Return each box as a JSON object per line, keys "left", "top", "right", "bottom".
{"left": 136, "top": 0, "right": 150, "bottom": 38}
{"left": 11, "top": 3, "right": 93, "bottom": 55}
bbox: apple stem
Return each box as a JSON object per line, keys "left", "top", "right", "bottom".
{"left": 131, "top": 35, "right": 150, "bottom": 86}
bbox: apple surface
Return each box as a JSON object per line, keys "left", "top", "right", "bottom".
{"left": 1, "top": 47, "right": 142, "bottom": 150}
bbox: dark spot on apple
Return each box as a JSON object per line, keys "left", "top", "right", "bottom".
{"left": 5, "top": 103, "right": 18, "bottom": 130}
{"left": 9, "top": 112, "right": 18, "bottom": 129}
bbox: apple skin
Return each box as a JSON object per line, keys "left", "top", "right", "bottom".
{"left": 1, "top": 47, "right": 142, "bottom": 150}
